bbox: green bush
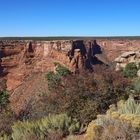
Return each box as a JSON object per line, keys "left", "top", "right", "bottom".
{"left": 46, "top": 71, "right": 61, "bottom": 90}
{"left": 12, "top": 114, "right": 80, "bottom": 140}
{"left": 40, "top": 114, "right": 80, "bottom": 135}
{"left": 54, "top": 62, "right": 71, "bottom": 76}
{"left": 123, "top": 63, "right": 138, "bottom": 78}
{"left": 0, "top": 91, "right": 9, "bottom": 108}
{"left": 46, "top": 63, "right": 71, "bottom": 90}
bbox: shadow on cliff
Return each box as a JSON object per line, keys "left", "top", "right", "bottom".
{"left": 71, "top": 40, "right": 107, "bottom": 71}
{"left": 71, "top": 40, "right": 87, "bottom": 57}
{"left": 68, "top": 40, "right": 111, "bottom": 72}
{"left": 0, "top": 50, "right": 5, "bottom": 58}
{"left": 28, "top": 42, "right": 34, "bottom": 53}
{"left": 90, "top": 40, "right": 104, "bottom": 65}
{"left": 92, "top": 40, "right": 102, "bottom": 55}
{"left": 0, "top": 64, "right": 8, "bottom": 77}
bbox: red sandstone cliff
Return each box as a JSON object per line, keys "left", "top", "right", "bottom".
{"left": 0, "top": 39, "right": 140, "bottom": 91}
{"left": 0, "top": 39, "right": 140, "bottom": 114}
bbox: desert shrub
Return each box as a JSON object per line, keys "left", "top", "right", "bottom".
{"left": 46, "top": 71, "right": 61, "bottom": 90}
{"left": 24, "top": 66, "right": 130, "bottom": 130}
{"left": 12, "top": 121, "right": 41, "bottom": 140}
{"left": 106, "top": 96, "right": 140, "bottom": 129}
{"left": 45, "top": 74, "right": 99, "bottom": 125}
{"left": 54, "top": 62, "right": 71, "bottom": 76}
{"left": 133, "top": 77, "right": 140, "bottom": 93}
{"left": 39, "top": 114, "right": 80, "bottom": 135}
{"left": 86, "top": 121, "right": 102, "bottom": 140}
{"left": 0, "top": 91, "right": 9, "bottom": 109}
{"left": 86, "top": 118, "right": 138, "bottom": 140}
{"left": 123, "top": 62, "right": 138, "bottom": 78}
{"left": 86, "top": 96, "right": 140, "bottom": 140}
{"left": 46, "top": 63, "right": 71, "bottom": 90}
{"left": 94, "top": 65, "right": 131, "bottom": 97}
{"left": 44, "top": 66, "right": 131, "bottom": 126}
{"left": 117, "top": 95, "right": 140, "bottom": 115}
{"left": 12, "top": 114, "right": 80, "bottom": 140}
{"left": 0, "top": 79, "right": 7, "bottom": 91}
{"left": 0, "top": 108, "right": 16, "bottom": 138}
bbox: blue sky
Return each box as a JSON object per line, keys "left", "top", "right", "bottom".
{"left": 0, "top": 0, "right": 140, "bottom": 36}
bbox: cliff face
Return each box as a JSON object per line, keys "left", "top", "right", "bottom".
{"left": 1, "top": 39, "right": 140, "bottom": 115}
{"left": 0, "top": 40, "right": 72, "bottom": 91}
{"left": 0, "top": 39, "right": 140, "bottom": 91}
{"left": 101, "top": 39, "right": 140, "bottom": 60}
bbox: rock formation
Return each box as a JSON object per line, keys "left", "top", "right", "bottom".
{"left": 1, "top": 38, "right": 140, "bottom": 115}
{"left": 114, "top": 51, "right": 140, "bottom": 71}
{"left": 0, "top": 38, "right": 140, "bottom": 91}
{"left": 68, "top": 40, "right": 110, "bottom": 73}
{"left": 0, "top": 40, "right": 72, "bottom": 91}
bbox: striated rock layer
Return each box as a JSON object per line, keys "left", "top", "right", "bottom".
{"left": 0, "top": 39, "right": 140, "bottom": 91}
{"left": 0, "top": 40, "right": 71, "bottom": 91}
{"left": 1, "top": 38, "right": 140, "bottom": 114}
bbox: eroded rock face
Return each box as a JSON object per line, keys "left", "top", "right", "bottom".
{"left": 0, "top": 39, "right": 140, "bottom": 91}
{"left": 68, "top": 40, "right": 110, "bottom": 73}
{"left": 0, "top": 40, "right": 72, "bottom": 91}
{"left": 1, "top": 39, "right": 140, "bottom": 115}
{"left": 114, "top": 51, "right": 140, "bottom": 71}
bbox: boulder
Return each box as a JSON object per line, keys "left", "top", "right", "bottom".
{"left": 114, "top": 56, "right": 121, "bottom": 63}
{"left": 115, "top": 63, "right": 121, "bottom": 71}
{"left": 114, "top": 51, "right": 140, "bottom": 71}
{"left": 136, "top": 51, "right": 140, "bottom": 58}
{"left": 115, "top": 57, "right": 126, "bottom": 63}
{"left": 120, "top": 51, "right": 135, "bottom": 58}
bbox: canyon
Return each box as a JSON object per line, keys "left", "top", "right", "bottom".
{"left": 0, "top": 38, "right": 140, "bottom": 114}
{"left": 1, "top": 39, "right": 140, "bottom": 91}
